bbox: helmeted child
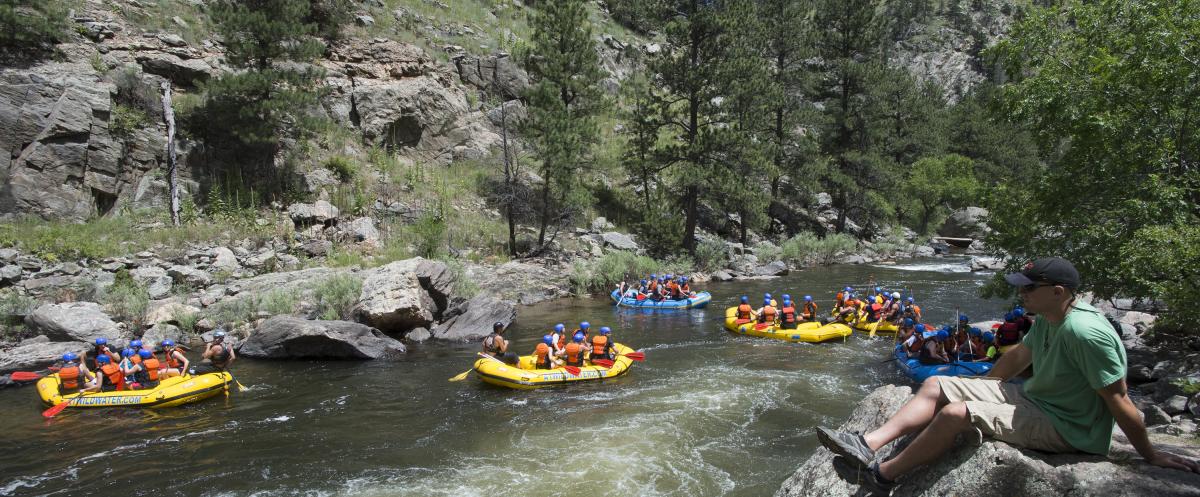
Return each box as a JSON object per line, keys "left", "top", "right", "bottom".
{"left": 131, "top": 349, "right": 161, "bottom": 389}
{"left": 95, "top": 354, "right": 124, "bottom": 391}
{"left": 533, "top": 335, "right": 560, "bottom": 370}
{"left": 779, "top": 298, "right": 798, "bottom": 330}
{"left": 904, "top": 324, "right": 927, "bottom": 357}
{"left": 563, "top": 332, "right": 588, "bottom": 367}
{"left": 591, "top": 326, "right": 615, "bottom": 362}
{"left": 757, "top": 297, "right": 778, "bottom": 325}
{"left": 919, "top": 330, "right": 951, "bottom": 365}
{"left": 552, "top": 323, "right": 567, "bottom": 356}
{"left": 57, "top": 352, "right": 96, "bottom": 394}
{"left": 801, "top": 295, "right": 818, "bottom": 322}
{"left": 735, "top": 296, "right": 755, "bottom": 324}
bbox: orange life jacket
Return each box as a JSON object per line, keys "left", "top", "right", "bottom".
{"left": 130, "top": 354, "right": 142, "bottom": 365}
{"left": 760, "top": 305, "right": 777, "bottom": 322}
{"left": 647, "top": 280, "right": 658, "bottom": 292}
{"left": 142, "top": 358, "right": 161, "bottom": 382}
{"left": 59, "top": 365, "right": 83, "bottom": 390}
{"left": 737, "top": 304, "right": 753, "bottom": 320}
{"left": 564, "top": 343, "right": 584, "bottom": 366}
{"left": 804, "top": 301, "right": 818, "bottom": 318}
{"left": 780, "top": 305, "right": 796, "bottom": 323}
{"left": 591, "top": 335, "right": 609, "bottom": 358}
{"left": 534, "top": 343, "right": 552, "bottom": 368}
{"left": 99, "top": 363, "right": 123, "bottom": 389}
{"left": 164, "top": 348, "right": 184, "bottom": 369}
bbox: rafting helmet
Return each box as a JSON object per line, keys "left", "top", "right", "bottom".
{"left": 580, "top": 321, "right": 590, "bottom": 330}
{"left": 764, "top": 293, "right": 772, "bottom": 300}
{"left": 130, "top": 339, "right": 143, "bottom": 349}
{"left": 1004, "top": 311, "right": 1014, "bottom": 322}
{"left": 554, "top": 323, "right": 565, "bottom": 333}
{"left": 936, "top": 330, "right": 949, "bottom": 341}
{"left": 542, "top": 334, "right": 553, "bottom": 346}
{"left": 970, "top": 327, "right": 982, "bottom": 336}
{"left": 740, "top": 296, "right": 749, "bottom": 303}
{"left": 139, "top": 350, "right": 153, "bottom": 359}
{"left": 844, "top": 286, "right": 852, "bottom": 292}
{"left": 493, "top": 322, "right": 505, "bottom": 332}
{"left": 640, "top": 279, "right": 647, "bottom": 284}
{"left": 983, "top": 332, "right": 995, "bottom": 342}
{"left": 914, "top": 324, "right": 926, "bottom": 334}
{"left": 892, "top": 292, "right": 901, "bottom": 299}
{"left": 95, "top": 337, "right": 107, "bottom": 346}
{"left": 904, "top": 318, "right": 914, "bottom": 327}
{"left": 804, "top": 295, "right": 812, "bottom": 302}
{"left": 763, "top": 298, "right": 772, "bottom": 306}
{"left": 572, "top": 331, "right": 585, "bottom": 342}
{"left": 96, "top": 355, "right": 111, "bottom": 365}
{"left": 161, "top": 339, "right": 175, "bottom": 348}
{"left": 875, "top": 286, "right": 881, "bottom": 293}
{"left": 213, "top": 330, "right": 226, "bottom": 339}
{"left": 121, "top": 348, "right": 134, "bottom": 359}
{"left": 959, "top": 314, "right": 969, "bottom": 322}
{"left": 1012, "top": 307, "right": 1025, "bottom": 317}
{"left": 651, "top": 273, "right": 657, "bottom": 279}
{"left": 782, "top": 294, "right": 791, "bottom": 301}
{"left": 62, "top": 352, "right": 78, "bottom": 363}
{"left": 600, "top": 326, "right": 611, "bottom": 335}
{"left": 907, "top": 297, "right": 914, "bottom": 303}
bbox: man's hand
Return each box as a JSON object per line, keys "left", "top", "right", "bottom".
{"left": 1146, "top": 450, "right": 1200, "bottom": 474}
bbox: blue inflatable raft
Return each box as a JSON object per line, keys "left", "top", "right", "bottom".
{"left": 893, "top": 345, "right": 993, "bottom": 382}
{"left": 609, "top": 290, "right": 712, "bottom": 309}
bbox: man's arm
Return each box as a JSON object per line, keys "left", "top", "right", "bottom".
{"left": 986, "top": 343, "right": 1032, "bottom": 381}
{"left": 1099, "top": 378, "right": 1199, "bottom": 473}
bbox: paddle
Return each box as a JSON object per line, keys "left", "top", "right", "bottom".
{"left": 449, "top": 352, "right": 506, "bottom": 382}
{"left": 10, "top": 371, "right": 44, "bottom": 381}
{"left": 43, "top": 390, "right": 87, "bottom": 418}
{"left": 869, "top": 316, "right": 883, "bottom": 338}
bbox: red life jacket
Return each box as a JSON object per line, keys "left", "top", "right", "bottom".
{"left": 997, "top": 322, "right": 1022, "bottom": 345}
{"left": 164, "top": 347, "right": 184, "bottom": 368}
{"left": 780, "top": 305, "right": 796, "bottom": 323}
{"left": 142, "top": 358, "right": 161, "bottom": 381}
{"left": 759, "top": 305, "right": 777, "bottom": 323}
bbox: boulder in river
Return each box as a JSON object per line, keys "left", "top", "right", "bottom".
{"left": 24, "top": 302, "right": 123, "bottom": 343}
{"left": 774, "top": 384, "right": 1200, "bottom": 496}
{"left": 0, "top": 340, "right": 88, "bottom": 374}
{"left": 239, "top": 316, "right": 405, "bottom": 359}
{"left": 939, "top": 206, "right": 990, "bottom": 239}
{"left": 431, "top": 295, "right": 517, "bottom": 341}
{"left": 354, "top": 258, "right": 452, "bottom": 333}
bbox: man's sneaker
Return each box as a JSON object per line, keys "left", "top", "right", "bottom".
{"left": 830, "top": 458, "right": 895, "bottom": 496}
{"left": 862, "top": 462, "right": 896, "bottom": 495}
{"left": 816, "top": 426, "right": 875, "bottom": 470}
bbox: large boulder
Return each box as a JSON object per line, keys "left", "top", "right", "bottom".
{"left": 24, "top": 302, "right": 122, "bottom": 343}
{"left": 210, "top": 247, "right": 241, "bottom": 273}
{"left": 239, "top": 316, "right": 405, "bottom": 359}
{"left": 453, "top": 53, "right": 530, "bottom": 101}
{"left": 939, "top": 207, "right": 991, "bottom": 239}
{"left": 130, "top": 266, "right": 173, "bottom": 300}
{"left": 775, "top": 385, "right": 1200, "bottom": 497}
{"left": 344, "top": 217, "right": 381, "bottom": 247}
{"left": 287, "top": 200, "right": 340, "bottom": 227}
{"left": 0, "top": 340, "right": 89, "bottom": 374}
{"left": 140, "top": 323, "right": 186, "bottom": 346}
{"left": 430, "top": 295, "right": 517, "bottom": 341}
{"left": 754, "top": 260, "right": 789, "bottom": 277}
{"left": 353, "top": 258, "right": 453, "bottom": 333}
{"left": 600, "top": 231, "right": 639, "bottom": 252}
{"left": 464, "top": 259, "right": 571, "bottom": 306}
{"left": 167, "top": 265, "right": 212, "bottom": 288}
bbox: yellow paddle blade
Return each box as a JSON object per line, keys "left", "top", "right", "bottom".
{"left": 236, "top": 380, "right": 247, "bottom": 392}
{"left": 448, "top": 369, "right": 471, "bottom": 382}
{"left": 869, "top": 319, "right": 881, "bottom": 338}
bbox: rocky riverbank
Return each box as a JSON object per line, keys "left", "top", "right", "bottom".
{"left": 776, "top": 384, "right": 1200, "bottom": 497}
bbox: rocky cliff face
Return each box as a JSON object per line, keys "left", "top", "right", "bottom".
{"left": 776, "top": 385, "right": 1200, "bottom": 497}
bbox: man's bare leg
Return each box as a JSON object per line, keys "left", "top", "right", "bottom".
{"left": 863, "top": 376, "right": 950, "bottom": 451}
{"left": 876, "top": 401, "right": 972, "bottom": 480}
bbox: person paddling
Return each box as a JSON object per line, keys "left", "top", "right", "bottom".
{"left": 88, "top": 338, "right": 120, "bottom": 370}
{"left": 130, "top": 350, "right": 161, "bottom": 389}
{"left": 757, "top": 297, "right": 778, "bottom": 326}
{"left": 779, "top": 298, "right": 799, "bottom": 330}
{"left": 801, "top": 295, "right": 818, "bottom": 322}
{"left": 563, "top": 332, "right": 587, "bottom": 368}
{"left": 815, "top": 257, "right": 1199, "bottom": 494}
{"left": 95, "top": 355, "right": 124, "bottom": 392}
{"left": 483, "top": 322, "right": 519, "bottom": 365}
{"left": 57, "top": 352, "right": 97, "bottom": 394}
{"left": 194, "top": 330, "right": 236, "bottom": 375}
{"left": 159, "top": 339, "right": 188, "bottom": 378}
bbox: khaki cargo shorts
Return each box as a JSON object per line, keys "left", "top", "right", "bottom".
{"left": 937, "top": 376, "right": 1076, "bottom": 453}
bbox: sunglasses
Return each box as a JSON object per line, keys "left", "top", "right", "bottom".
{"left": 1019, "top": 282, "right": 1056, "bottom": 293}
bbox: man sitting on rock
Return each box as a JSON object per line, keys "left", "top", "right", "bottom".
{"left": 815, "top": 257, "right": 1199, "bottom": 494}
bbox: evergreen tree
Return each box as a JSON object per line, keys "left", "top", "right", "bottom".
{"left": 522, "top": 0, "right": 605, "bottom": 249}
{"left": 757, "top": 0, "right": 820, "bottom": 201}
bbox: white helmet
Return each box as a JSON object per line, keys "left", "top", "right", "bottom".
{"left": 891, "top": 292, "right": 901, "bottom": 299}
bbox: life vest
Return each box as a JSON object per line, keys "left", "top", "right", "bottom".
{"left": 483, "top": 333, "right": 503, "bottom": 356}
{"left": 211, "top": 344, "right": 231, "bottom": 366}
{"left": 99, "top": 363, "right": 123, "bottom": 390}
{"left": 59, "top": 365, "right": 84, "bottom": 391}
{"left": 737, "top": 304, "right": 753, "bottom": 321}
{"left": 780, "top": 305, "right": 796, "bottom": 324}
{"left": 869, "top": 303, "right": 882, "bottom": 320}
{"left": 554, "top": 332, "right": 565, "bottom": 352}
{"left": 591, "top": 335, "right": 610, "bottom": 359}
{"left": 564, "top": 343, "right": 584, "bottom": 367}
{"left": 997, "top": 322, "right": 1022, "bottom": 345}
{"left": 130, "top": 354, "right": 142, "bottom": 365}
{"left": 534, "top": 343, "right": 552, "bottom": 369}
{"left": 803, "top": 302, "right": 818, "bottom": 319}
{"left": 910, "top": 305, "right": 922, "bottom": 320}
{"left": 136, "top": 358, "right": 161, "bottom": 384}
{"left": 906, "top": 334, "right": 924, "bottom": 354}
{"left": 1016, "top": 316, "right": 1033, "bottom": 333}
{"left": 759, "top": 305, "right": 777, "bottom": 323}
{"left": 668, "top": 281, "right": 682, "bottom": 298}
{"left": 164, "top": 347, "right": 184, "bottom": 369}
{"left": 647, "top": 280, "right": 658, "bottom": 292}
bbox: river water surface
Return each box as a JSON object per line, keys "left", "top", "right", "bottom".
{"left": 0, "top": 258, "right": 1010, "bottom": 497}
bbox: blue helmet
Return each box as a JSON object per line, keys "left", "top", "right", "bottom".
{"left": 782, "top": 298, "right": 791, "bottom": 306}
{"left": 804, "top": 295, "right": 812, "bottom": 301}
{"left": 1004, "top": 311, "right": 1014, "bottom": 321}
{"left": 983, "top": 332, "right": 995, "bottom": 342}
{"left": 844, "top": 286, "right": 852, "bottom": 292}
{"left": 161, "top": 339, "right": 175, "bottom": 348}
{"left": 600, "top": 326, "right": 611, "bottom": 335}
{"left": 959, "top": 314, "right": 969, "bottom": 322}
{"left": 1013, "top": 307, "right": 1025, "bottom": 317}
{"left": 875, "top": 286, "right": 881, "bottom": 293}
{"left": 95, "top": 337, "right": 107, "bottom": 346}
{"left": 914, "top": 324, "right": 926, "bottom": 333}
{"left": 139, "top": 350, "right": 153, "bottom": 359}
{"left": 763, "top": 298, "right": 772, "bottom": 306}
{"left": 666, "top": 274, "right": 673, "bottom": 279}
{"left": 651, "top": 273, "right": 657, "bottom": 279}
{"left": 764, "top": 293, "right": 772, "bottom": 299}
{"left": 681, "top": 277, "right": 688, "bottom": 282}
{"left": 96, "top": 355, "right": 111, "bottom": 364}
{"left": 62, "top": 352, "right": 78, "bottom": 363}
{"left": 740, "top": 296, "right": 749, "bottom": 303}
{"left": 782, "top": 294, "right": 791, "bottom": 301}
{"left": 640, "top": 279, "right": 647, "bottom": 284}
{"left": 941, "top": 325, "right": 953, "bottom": 333}
{"left": 542, "top": 334, "right": 553, "bottom": 346}
{"left": 554, "top": 323, "right": 565, "bottom": 333}
{"left": 936, "top": 330, "right": 949, "bottom": 341}
{"left": 903, "top": 318, "right": 914, "bottom": 327}
{"left": 130, "top": 339, "right": 143, "bottom": 349}
{"left": 907, "top": 297, "right": 914, "bottom": 303}
{"left": 580, "top": 321, "right": 590, "bottom": 330}
{"left": 970, "top": 327, "right": 982, "bottom": 336}
{"left": 572, "top": 331, "right": 585, "bottom": 342}
{"left": 121, "top": 348, "right": 134, "bottom": 359}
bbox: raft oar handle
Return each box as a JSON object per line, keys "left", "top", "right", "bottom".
{"left": 43, "top": 390, "right": 88, "bottom": 418}
{"left": 10, "top": 371, "right": 44, "bottom": 381}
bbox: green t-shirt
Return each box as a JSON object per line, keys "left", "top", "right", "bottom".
{"left": 1022, "top": 300, "right": 1127, "bottom": 455}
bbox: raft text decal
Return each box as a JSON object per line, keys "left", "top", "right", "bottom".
{"left": 70, "top": 395, "right": 144, "bottom": 406}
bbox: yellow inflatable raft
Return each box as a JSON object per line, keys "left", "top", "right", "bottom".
{"left": 850, "top": 314, "right": 900, "bottom": 335}
{"left": 723, "top": 307, "right": 853, "bottom": 343}
{"left": 473, "top": 343, "right": 637, "bottom": 390}
{"left": 36, "top": 372, "right": 233, "bottom": 410}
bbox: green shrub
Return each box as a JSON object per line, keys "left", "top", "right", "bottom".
{"left": 111, "top": 104, "right": 148, "bottom": 138}
{"left": 780, "top": 232, "right": 858, "bottom": 266}
{"left": 0, "top": 0, "right": 69, "bottom": 49}
{"left": 204, "top": 296, "right": 259, "bottom": 328}
{"left": 312, "top": 274, "right": 362, "bottom": 320}
{"left": 754, "top": 242, "right": 782, "bottom": 263}
{"left": 100, "top": 275, "right": 150, "bottom": 328}
{"left": 323, "top": 156, "right": 357, "bottom": 182}
{"left": 410, "top": 212, "right": 447, "bottom": 259}
{"left": 260, "top": 288, "right": 298, "bottom": 316}
{"left": 0, "top": 290, "right": 38, "bottom": 326}
{"left": 693, "top": 239, "right": 729, "bottom": 272}
{"left": 442, "top": 258, "right": 479, "bottom": 299}
{"left": 172, "top": 306, "right": 201, "bottom": 334}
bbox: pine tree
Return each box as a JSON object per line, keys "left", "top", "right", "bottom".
{"left": 757, "top": 0, "right": 819, "bottom": 200}
{"left": 522, "top": 0, "right": 605, "bottom": 249}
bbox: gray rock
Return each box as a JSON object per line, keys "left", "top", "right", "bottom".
{"left": 355, "top": 14, "right": 375, "bottom": 26}
{"left": 464, "top": 259, "right": 571, "bottom": 306}
{"left": 712, "top": 270, "right": 735, "bottom": 282}
{"left": 1189, "top": 393, "right": 1200, "bottom": 417}
{"left": 841, "top": 255, "right": 867, "bottom": 265}
{"left": 405, "top": 327, "right": 431, "bottom": 342}
{"left": 287, "top": 200, "right": 340, "bottom": 227}
{"left": 303, "top": 168, "right": 340, "bottom": 193}
{"left": 1152, "top": 361, "right": 1173, "bottom": 380}
{"left": 1164, "top": 395, "right": 1190, "bottom": 415}
{"left": 131, "top": 266, "right": 173, "bottom": 299}
{"left": 939, "top": 206, "right": 990, "bottom": 239}
{"left": 210, "top": 247, "right": 240, "bottom": 272}
{"left": 600, "top": 231, "right": 638, "bottom": 251}
{"left": 0, "top": 340, "right": 89, "bottom": 374}
{"left": 167, "top": 265, "right": 212, "bottom": 288}
{"left": 143, "top": 301, "right": 201, "bottom": 328}
{"left": 243, "top": 250, "right": 278, "bottom": 270}
{"left": 354, "top": 258, "right": 453, "bottom": 333}
{"left": 815, "top": 192, "right": 833, "bottom": 209}
{"left": 1145, "top": 404, "right": 1173, "bottom": 426}
{"left": 157, "top": 33, "right": 187, "bottom": 47}
{"left": 775, "top": 385, "right": 1200, "bottom": 497}
{"left": 299, "top": 240, "right": 333, "bottom": 258}
{"left": 591, "top": 216, "right": 613, "bottom": 232}
{"left": 0, "top": 265, "right": 22, "bottom": 285}
{"left": 1129, "top": 365, "right": 1154, "bottom": 383}
{"left": 140, "top": 323, "right": 185, "bottom": 345}
{"left": 430, "top": 295, "right": 516, "bottom": 341}
{"left": 1120, "top": 311, "right": 1156, "bottom": 331}
{"left": 485, "top": 99, "right": 526, "bottom": 126}
{"left": 754, "top": 260, "right": 789, "bottom": 277}
{"left": 25, "top": 302, "right": 122, "bottom": 343}
{"left": 19, "top": 335, "right": 49, "bottom": 345}
{"left": 969, "top": 256, "right": 1004, "bottom": 272}
{"left": 135, "top": 52, "right": 215, "bottom": 86}
{"left": 913, "top": 245, "right": 936, "bottom": 257}
{"left": 240, "top": 316, "right": 405, "bottom": 359}
{"left": 345, "top": 217, "right": 381, "bottom": 247}
{"left": 0, "top": 248, "right": 19, "bottom": 262}
{"left": 453, "top": 53, "right": 530, "bottom": 100}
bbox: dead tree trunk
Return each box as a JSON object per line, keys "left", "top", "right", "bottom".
{"left": 161, "top": 82, "right": 180, "bottom": 226}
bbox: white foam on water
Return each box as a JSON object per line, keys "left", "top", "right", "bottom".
{"left": 263, "top": 415, "right": 291, "bottom": 423}
{"left": 879, "top": 261, "right": 972, "bottom": 273}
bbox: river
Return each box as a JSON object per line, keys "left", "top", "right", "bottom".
{"left": 0, "top": 258, "right": 1010, "bottom": 496}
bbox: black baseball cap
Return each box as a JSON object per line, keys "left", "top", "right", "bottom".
{"left": 1004, "top": 257, "right": 1080, "bottom": 290}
